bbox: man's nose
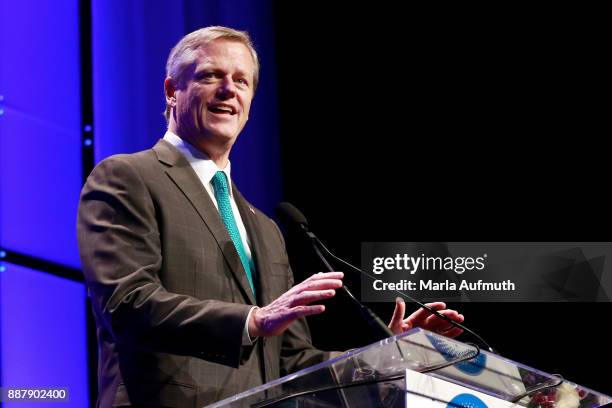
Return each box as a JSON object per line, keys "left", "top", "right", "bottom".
{"left": 216, "top": 76, "right": 237, "bottom": 99}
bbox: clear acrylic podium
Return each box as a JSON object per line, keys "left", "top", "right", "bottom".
{"left": 207, "top": 328, "right": 612, "bottom": 408}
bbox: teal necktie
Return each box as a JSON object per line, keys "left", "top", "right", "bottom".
{"left": 211, "top": 171, "right": 256, "bottom": 296}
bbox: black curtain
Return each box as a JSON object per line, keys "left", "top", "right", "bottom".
{"left": 273, "top": 2, "right": 611, "bottom": 394}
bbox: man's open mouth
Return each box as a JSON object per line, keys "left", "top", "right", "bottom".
{"left": 208, "top": 104, "right": 236, "bottom": 115}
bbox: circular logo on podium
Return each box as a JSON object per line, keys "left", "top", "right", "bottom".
{"left": 447, "top": 393, "right": 488, "bottom": 408}
{"left": 426, "top": 333, "right": 486, "bottom": 376}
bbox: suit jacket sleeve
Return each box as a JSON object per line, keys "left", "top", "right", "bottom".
{"left": 77, "top": 155, "right": 252, "bottom": 368}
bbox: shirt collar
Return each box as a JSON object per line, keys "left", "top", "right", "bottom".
{"left": 163, "top": 131, "right": 233, "bottom": 196}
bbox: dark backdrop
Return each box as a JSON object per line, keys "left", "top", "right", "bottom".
{"left": 273, "top": 3, "right": 611, "bottom": 394}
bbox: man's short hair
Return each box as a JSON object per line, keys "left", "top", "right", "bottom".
{"left": 164, "top": 26, "right": 259, "bottom": 121}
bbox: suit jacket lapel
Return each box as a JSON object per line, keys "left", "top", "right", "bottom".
{"left": 152, "top": 139, "right": 256, "bottom": 305}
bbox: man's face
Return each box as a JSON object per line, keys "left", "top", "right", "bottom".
{"left": 172, "top": 39, "right": 255, "bottom": 150}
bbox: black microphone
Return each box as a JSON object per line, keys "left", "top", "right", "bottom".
{"left": 276, "top": 202, "right": 394, "bottom": 341}
{"left": 277, "top": 202, "right": 308, "bottom": 226}
{"left": 276, "top": 202, "right": 496, "bottom": 354}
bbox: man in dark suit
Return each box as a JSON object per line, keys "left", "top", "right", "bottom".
{"left": 78, "top": 26, "right": 464, "bottom": 407}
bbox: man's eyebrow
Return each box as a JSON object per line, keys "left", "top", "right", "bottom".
{"left": 193, "top": 65, "right": 252, "bottom": 81}
{"left": 233, "top": 69, "right": 253, "bottom": 80}
{"left": 194, "top": 67, "right": 222, "bottom": 76}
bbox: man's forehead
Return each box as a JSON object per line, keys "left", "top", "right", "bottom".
{"left": 194, "top": 40, "right": 253, "bottom": 64}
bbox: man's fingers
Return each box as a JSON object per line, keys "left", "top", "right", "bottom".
{"left": 424, "top": 302, "right": 447, "bottom": 311}
{"left": 306, "top": 272, "right": 344, "bottom": 281}
{"left": 292, "top": 289, "right": 336, "bottom": 306}
{"left": 253, "top": 302, "right": 327, "bottom": 337}
{"left": 398, "top": 302, "right": 465, "bottom": 339}
{"left": 289, "top": 304, "right": 326, "bottom": 319}
{"left": 253, "top": 273, "right": 344, "bottom": 337}
{"left": 284, "top": 272, "right": 343, "bottom": 297}
{"left": 406, "top": 302, "right": 447, "bottom": 326}
{"left": 422, "top": 310, "right": 464, "bottom": 332}
{"left": 295, "top": 278, "right": 344, "bottom": 293}
{"left": 423, "top": 309, "right": 462, "bottom": 326}
{"left": 441, "top": 327, "right": 464, "bottom": 338}
{"left": 388, "top": 297, "right": 406, "bottom": 329}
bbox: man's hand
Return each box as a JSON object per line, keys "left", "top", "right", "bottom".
{"left": 388, "top": 298, "right": 464, "bottom": 338}
{"left": 248, "top": 272, "right": 344, "bottom": 338}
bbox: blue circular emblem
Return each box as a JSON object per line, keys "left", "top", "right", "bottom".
{"left": 447, "top": 393, "right": 488, "bottom": 408}
{"left": 426, "top": 333, "right": 486, "bottom": 376}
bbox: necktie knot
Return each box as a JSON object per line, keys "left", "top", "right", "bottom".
{"left": 211, "top": 171, "right": 229, "bottom": 196}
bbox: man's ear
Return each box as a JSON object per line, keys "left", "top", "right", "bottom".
{"left": 164, "top": 78, "right": 177, "bottom": 107}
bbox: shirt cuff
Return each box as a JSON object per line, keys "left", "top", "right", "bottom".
{"left": 242, "top": 306, "right": 259, "bottom": 346}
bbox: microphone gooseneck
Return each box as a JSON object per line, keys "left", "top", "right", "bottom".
{"left": 277, "top": 203, "right": 393, "bottom": 340}
{"left": 276, "top": 202, "right": 497, "bottom": 354}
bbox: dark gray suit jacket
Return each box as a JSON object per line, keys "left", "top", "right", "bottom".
{"left": 77, "top": 139, "right": 329, "bottom": 407}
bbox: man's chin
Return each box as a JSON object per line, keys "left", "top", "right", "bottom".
{"left": 208, "top": 129, "right": 238, "bottom": 145}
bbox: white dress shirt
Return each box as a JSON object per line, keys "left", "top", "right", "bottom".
{"left": 163, "top": 131, "right": 257, "bottom": 345}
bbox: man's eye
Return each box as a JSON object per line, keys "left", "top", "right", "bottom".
{"left": 198, "top": 72, "right": 216, "bottom": 81}
{"left": 236, "top": 78, "right": 248, "bottom": 86}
